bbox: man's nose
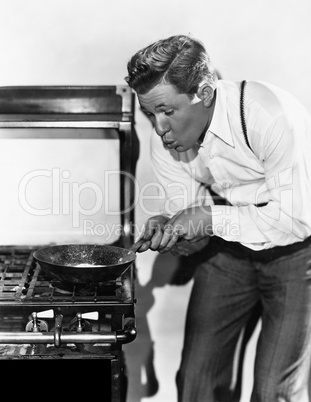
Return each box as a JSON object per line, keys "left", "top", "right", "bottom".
{"left": 154, "top": 115, "right": 170, "bottom": 137}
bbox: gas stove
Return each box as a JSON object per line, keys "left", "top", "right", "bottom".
{"left": 0, "top": 245, "right": 136, "bottom": 348}
{"left": 0, "top": 85, "right": 138, "bottom": 401}
{"left": 0, "top": 245, "right": 136, "bottom": 402}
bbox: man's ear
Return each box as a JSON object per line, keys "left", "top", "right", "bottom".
{"left": 197, "top": 83, "right": 215, "bottom": 107}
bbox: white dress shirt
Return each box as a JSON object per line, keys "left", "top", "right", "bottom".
{"left": 150, "top": 80, "right": 311, "bottom": 250}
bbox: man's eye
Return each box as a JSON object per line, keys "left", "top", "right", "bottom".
{"left": 164, "top": 110, "right": 175, "bottom": 116}
{"left": 142, "top": 110, "right": 153, "bottom": 118}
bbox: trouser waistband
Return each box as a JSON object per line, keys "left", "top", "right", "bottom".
{"left": 209, "top": 235, "right": 311, "bottom": 263}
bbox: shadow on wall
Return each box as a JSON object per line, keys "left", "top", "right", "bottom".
{"left": 123, "top": 248, "right": 207, "bottom": 401}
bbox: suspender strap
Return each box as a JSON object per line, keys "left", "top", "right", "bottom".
{"left": 240, "top": 80, "right": 253, "bottom": 153}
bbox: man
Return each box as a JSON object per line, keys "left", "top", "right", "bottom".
{"left": 126, "top": 34, "right": 311, "bottom": 401}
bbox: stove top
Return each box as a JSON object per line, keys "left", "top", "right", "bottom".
{"left": 0, "top": 246, "right": 135, "bottom": 313}
{"left": 0, "top": 245, "right": 137, "bottom": 354}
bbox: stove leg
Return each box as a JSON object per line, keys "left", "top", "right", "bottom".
{"left": 121, "top": 351, "right": 128, "bottom": 402}
{"left": 111, "top": 351, "right": 127, "bottom": 402}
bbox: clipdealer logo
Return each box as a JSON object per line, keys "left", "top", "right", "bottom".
{"left": 18, "top": 167, "right": 213, "bottom": 227}
{"left": 17, "top": 166, "right": 294, "bottom": 237}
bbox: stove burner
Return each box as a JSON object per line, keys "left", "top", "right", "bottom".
{"left": 0, "top": 246, "right": 135, "bottom": 307}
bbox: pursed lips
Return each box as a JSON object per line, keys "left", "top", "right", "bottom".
{"left": 163, "top": 139, "right": 176, "bottom": 149}
{"left": 163, "top": 134, "right": 176, "bottom": 148}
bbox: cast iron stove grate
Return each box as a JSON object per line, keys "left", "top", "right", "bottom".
{"left": 0, "top": 246, "right": 134, "bottom": 308}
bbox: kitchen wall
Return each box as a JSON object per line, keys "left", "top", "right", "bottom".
{"left": 1, "top": 1, "right": 311, "bottom": 401}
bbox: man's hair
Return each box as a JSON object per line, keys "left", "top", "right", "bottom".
{"left": 125, "top": 34, "right": 217, "bottom": 97}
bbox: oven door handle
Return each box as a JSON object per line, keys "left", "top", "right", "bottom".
{"left": 0, "top": 320, "right": 137, "bottom": 346}
{"left": 0, "top": 328, "right": 136, "bottom": 345}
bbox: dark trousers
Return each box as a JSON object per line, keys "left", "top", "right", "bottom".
{"left": 176, "top": 245, "right": 311, "bottom": 402}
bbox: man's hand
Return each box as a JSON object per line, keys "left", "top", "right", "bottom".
{"left": 131, "top": 215, "right": 170, "bottom": 252}
{"left": 158, "top": 205, "right": 213, "bottom": 253}
{"left": 132, "top": 206, "right": 213, "bottom": 254}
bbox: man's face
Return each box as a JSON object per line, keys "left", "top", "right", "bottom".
{"left": 138, "top": 82, "right": 209, "bottom": 152}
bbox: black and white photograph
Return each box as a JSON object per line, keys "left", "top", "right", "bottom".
{"left": 1, "top": 1, "right": 311, "bottom": 401}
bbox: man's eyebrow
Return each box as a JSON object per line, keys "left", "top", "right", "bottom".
{"left": 155, "top": 103, "right": 170, "bottom": 109}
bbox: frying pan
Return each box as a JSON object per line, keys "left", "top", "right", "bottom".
{"left": 33, "top": 244, "right": 136, "bottom": 285}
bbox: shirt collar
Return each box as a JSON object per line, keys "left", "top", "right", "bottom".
{"left": 202, "top": 81, "right": 235, "bottom": 148}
